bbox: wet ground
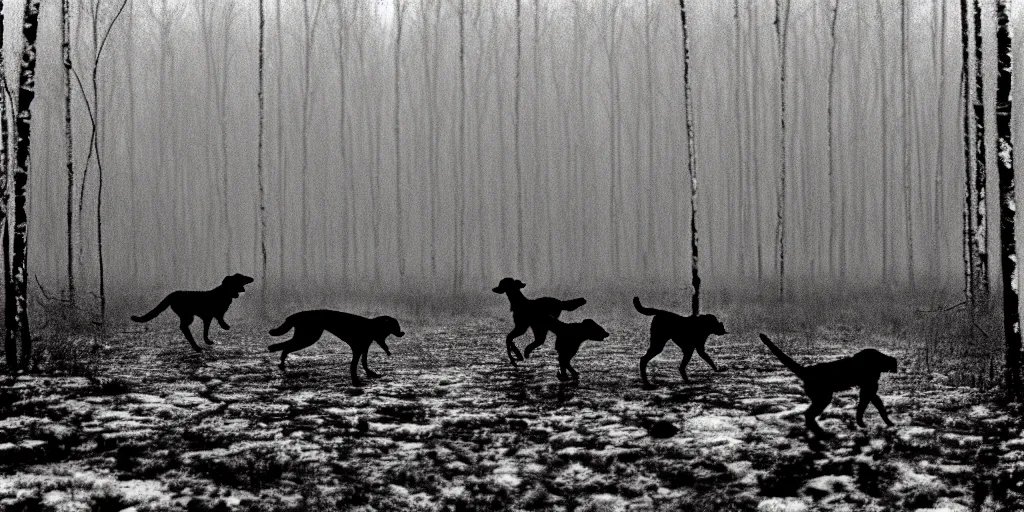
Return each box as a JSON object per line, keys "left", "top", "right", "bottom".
{"left": 1, "top": 313, "right": 1022, "bottom": 511}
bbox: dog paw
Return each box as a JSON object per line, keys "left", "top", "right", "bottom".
{"left": 556, "top": 372, "right": 569, "bottom": 382}
{"left": 366, "top": 371, "right": 381, "bottom": 378}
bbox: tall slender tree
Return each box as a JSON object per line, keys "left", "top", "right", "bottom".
{"left": 972, "top": 0, "right": 989, "bottom": 305}
{"left": 63, "top": 0, "right": 74, "bottom": 312}
{"left": 961, "top": 0, "right": 975, "bottom": 306}
{"left": 679, "top": 0, "right": 699, "bottom": 314}
{"left": 11, "top": 0, "right": 40, "bottom": 369}
{"left": 394, "top": 0, "right": 405, "bottom": 281}
{"left": 774, "top": 0, "right": 791, "bottom": 298}
{"left": 257, "top": 0, "right": 267, "bottom": 308}
{"left": 994, "top": 0, "right": 1019, "bottom": 399}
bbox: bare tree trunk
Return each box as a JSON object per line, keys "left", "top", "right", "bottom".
{"left": 12, "top": 0, "right": 39, "bottom": 370}
{"left": 972, "top": 0, "right": 989, "bottom": 305}
{"left": 994, "top": 0, "right": 1020, "bottom": 400}
{"left": 902, "top": 0, "right": 914, "bottom": 291}
{"left": 0, "top": 0, "right": 12, "bottom": 372}
{"left": 455, "top": 0, "right": 466, "bottom": 293}
{"left": 876, "top": 0, "right": 889, "bottom": 284}
{"left": 933, "top": 0, "right": 948, "bottom": 284}
{"left": 774, "top": 0, "right": 790, "bottom": 299}
{"left": 257, "top": 0, "right": 267, "bottom": 308}
{"left": 827, "top": 0, "right": 838, "bottom": 281}
{"left": 276, "top": 0, "right": 286, "bottom": 286}
{"left": 515, "top": 0, "right": 524, "bottom": 275}
{"left": 394, "top": 0, "right": 405, "bottom": 281}
{"left": 961, "top": 0, "right": 976, "bottom": 307}
{"left": 63, "top": 0, "right": 74, "bottom": 312}
{"left": 679, "top": 0, "right": 699, "bottom": 314}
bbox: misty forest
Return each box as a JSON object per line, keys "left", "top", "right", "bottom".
{"left": 4, "top": 0, "right": 1024, "bottom": 510}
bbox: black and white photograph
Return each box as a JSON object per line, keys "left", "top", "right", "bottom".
{"left": 1, "top": 0, "right": 1023, "bottom": 509}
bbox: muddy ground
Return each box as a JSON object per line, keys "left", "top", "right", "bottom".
{"left": 1, "top": 311, "right": 1022, "bottom": 511}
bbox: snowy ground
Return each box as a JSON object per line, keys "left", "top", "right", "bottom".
{"left": 1, "top": 311, "right": 1023, "bottom": 511}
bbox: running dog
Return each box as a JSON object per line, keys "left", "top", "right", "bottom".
{"left": 492, "top": 277, "right": 586, "bottom": 364}
{"left": 131, "top": 274, "right": 254, "bottom": 352}
{"left": 758, "top": 333, "right": 897, "bottom": 438}
{"left": 267, "top": 310, "right": 404, "bottom": 386}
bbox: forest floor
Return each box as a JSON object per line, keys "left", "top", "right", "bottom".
{"left": 1, "top": 306, "right": 1023, "bottom": 511}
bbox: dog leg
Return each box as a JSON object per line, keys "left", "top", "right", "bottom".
{"left": 350, "top": 353, "right": 363, "bottom": 386}
{"left": 179, "top": 316, "right": 202, "bottom": 353}
{"left": 275, "top": 331, "right": 321, "bottom": 369}
{"left": 679, "top": 349, "right": 694, "bottom": 383}
{"left": 505, "top": 324, "right": 528, "bottom": 364}
{"left": 202, "top": 318, "right": 214, "bottom": 345}
{"left": 870, "top": 394, "right": 895, "bottom": 427}
{"left": 361, "top": 350, "right": 380, "bottom": 378}
{"left": 216, "top": 316, "right": 230, "bottom": 330}
{"left": 804, "top": 395, "right": 833, "bottom": 438}
{"left": 567, "top": 362, "right": 579, "bottom": 381}
{"left": 696, "top": 347, "right": 719, "bottom": 372}
{"left": 639, "top": 336, "right": 668, "bottom": 386}
{"left": 523, "top": 326, "right": 548, "bottom": 359}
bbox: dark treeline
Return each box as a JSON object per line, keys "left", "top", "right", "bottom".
{"left": 6, "top": 0, "right": 1008, "bottom": 304}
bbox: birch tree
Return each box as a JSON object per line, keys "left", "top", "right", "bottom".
{"left": 972, "top": 0, "right": 989, "bottom": 305}
{"left": 994, "top": 0, "right": 1019, "bottom": 399}
{"left": 10, "top": 0, "right": 40, "bottom": 369}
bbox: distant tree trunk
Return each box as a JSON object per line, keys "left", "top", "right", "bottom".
{"left": 276, "top": 0, "right": 286, "bottom": 286}
{"left": 774, "top": 0, "right": 790, "bottom": 299}
{"left": 646, "top": 0, "right": 658, "bottom": 277}
{"left": 257, "top": 0, "right": 267, "bottom": 308}
{"left": 454, "top": 0, "right": 466, "bottom": 294}
{"left": 902, "top": 0, "right": 914, "bottom": 291}
{"left": 679, "top": 0, "right": 699, "bottom": 315}
{"left": 994, "top": 0, "right": 1020, "bottom": 400}
{"left": 393, "top": 0, "right": 405, "bottom": 281}
{"left": 961, "top": 0, "right": 975, "bottom": 307}
{"left": 607, "top": 3, "right": 620, "bottom": 274}
{"left": 11, "top": 0, "right": 39, "bottom": 370}
{"left": 63, "top": 0, "right": 74, "bottom": 312}
{"left": 876, "top": 0, "right": 889, "bottom": 284}
{"left": 300, "top": 0, "right": 323, "bottom": 282}
{"left": 972, "top": 0, "right": 989, "bottom": 305}
{"left": 827, "top": 0, "right": 838, "bottom": 281}
{"left": 733, "top": 0, "right": 745, "bottom": 281}
{"left": 933, "top": 0, "right": 948, "bottom": 283}
{"left": 515, "top": 0, "right": 524, "bottom": 275}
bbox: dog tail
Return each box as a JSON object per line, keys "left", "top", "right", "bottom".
{"left": 131, "top": 295, "right": 173, "bottom": 323}
{"left": 561, "top": 297, "right": 586, "bottom": 312}
{"left": 758, "top": 333, "right": 806, "bottom": 378}
{"left": 632, "top": 297, "right": 661, "bottom": 316}
{"left": 268, "top": 316, "right": 295, "bottom": 337}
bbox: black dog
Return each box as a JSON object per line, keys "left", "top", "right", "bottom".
{"left": 131, "top": 274, "right": 254, "bottom": 352}
{"left": 268, "top": 310, "right": 404, "bottom": 386}
{"left": 543, "top": 316, "right": 610, "bottom": 382}
{"left": 759, "top": 333, "right": 897, "bottom": 438}
{"left": 634, "top": 297, "right": 728, "bottom": 386}
{"left": 492, "top": 277, "right": 586, "bottom": 364}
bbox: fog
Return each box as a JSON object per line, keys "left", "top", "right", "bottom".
{"left": 14, "top": 0, "right": 1006, "bottom": 302}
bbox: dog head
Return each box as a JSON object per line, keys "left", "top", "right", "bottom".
{"left": 492, "top": 277, "right": 526, "bottom": 294}
{"left": 373, "top": 315, "right": 404, "bottom": 356}
{"left": 580, "top": 319, "right": 610, "bottom": 341}
{"left": 856, "top": 349, "right": 898, "bottom": 373}
{"left": 221, "top": 274, "right": 255, "bottom": 298}
{"left": 698, "top": 314, "right": 728, "bottom": 336}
